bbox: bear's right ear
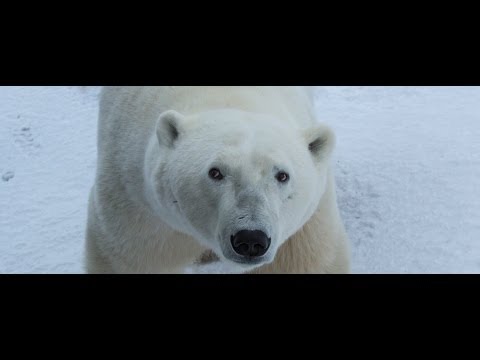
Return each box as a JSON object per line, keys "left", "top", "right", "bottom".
{"left": 303, "top": 124, "right": 336, "bottom": 163}
{"left": 156, "top": 110, "right": 185, "bottom": 148}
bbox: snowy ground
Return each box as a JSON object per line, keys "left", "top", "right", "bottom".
{"left": 1, "top": 86, "right": 479, "bottom": 273}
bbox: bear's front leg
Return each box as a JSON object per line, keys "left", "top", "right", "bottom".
{"left": 250, "top": 208, "right": 350, "bottom": 274}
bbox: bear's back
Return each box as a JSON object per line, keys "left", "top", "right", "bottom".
{"left": 96, "top": 86, "right": 318, "bottom": 181}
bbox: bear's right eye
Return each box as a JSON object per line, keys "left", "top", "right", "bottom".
{"left": 209, "top": 168, "right": 224, "bottom": 181}
{"left": 276, "top": 171, "right": 290, "bottom": 183}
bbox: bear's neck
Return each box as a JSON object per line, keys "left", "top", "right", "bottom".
{"left": 164, "top": 87, "right": 315, "bottom": 127}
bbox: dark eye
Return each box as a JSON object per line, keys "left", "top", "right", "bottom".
{"left": 209, "top": 168, "right": 224, "bottom": 181}
{"left": 276, "top": 171, "right": 290, "bottom": 183}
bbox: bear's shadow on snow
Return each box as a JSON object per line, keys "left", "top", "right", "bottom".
{"left": 335, "top": 161, "right": 382, "bottom": 247}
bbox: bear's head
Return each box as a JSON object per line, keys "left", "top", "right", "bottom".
{"left": 146, "top": 108, "right": 335, "bottom": 271}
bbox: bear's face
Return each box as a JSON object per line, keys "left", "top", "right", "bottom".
{"left": 148, "top": 109, "right": 335, "bottom": 271}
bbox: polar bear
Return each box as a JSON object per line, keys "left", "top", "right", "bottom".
{"left": 85, "top": 86, "right": 350, "bottom": 274}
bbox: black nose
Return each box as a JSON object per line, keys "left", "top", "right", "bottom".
{"left": 231, "top": 230, "right": 271, "bottom": 257}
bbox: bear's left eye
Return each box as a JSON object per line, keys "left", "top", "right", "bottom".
{"left": 276, "top": 171, "right": 290, "bottom": 183}
{"left": 209, "top": 168, "right": 224, "bottom": 181}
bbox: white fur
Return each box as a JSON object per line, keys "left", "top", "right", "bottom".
{"left": 85, "top": 86, "right": 350, "bottom": 273}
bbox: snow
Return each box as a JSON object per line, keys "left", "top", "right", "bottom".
{"left": 1, "top": 86, "right": 479, "bottom": 274}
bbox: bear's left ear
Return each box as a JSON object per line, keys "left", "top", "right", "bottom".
{"left": 156, "top": 110, "right": 185, "bottom": 148}
{"left": 303, "top": 124, "right": 336, "bottom": 162}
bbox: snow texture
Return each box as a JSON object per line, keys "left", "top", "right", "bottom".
{"left": 1, "top": 86, "right": 479, "bottom": 273}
